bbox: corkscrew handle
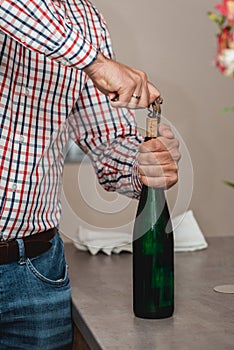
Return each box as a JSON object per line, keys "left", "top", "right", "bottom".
{"left": 146, "top": 97, "right": 163, "bottom": 139}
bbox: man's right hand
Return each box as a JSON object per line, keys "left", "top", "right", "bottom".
{"left": 84, "top": 52, "right": 160, "bottom": 109}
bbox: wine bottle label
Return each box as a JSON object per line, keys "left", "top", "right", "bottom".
{"left": 146, "top": 117, "right": 158, "bottom": 138}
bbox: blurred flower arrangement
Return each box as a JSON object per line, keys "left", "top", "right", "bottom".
{"left": 208, "top": 1, "right": 234, "bottom": 189}
{"left": 208, "top": 0, "right": 234, "bottom": 77}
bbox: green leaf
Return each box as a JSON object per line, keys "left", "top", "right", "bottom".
{"left": 222, "top": 106, "right": 234, "bottom": 113}
{"left": 207, "top": 12, "right": 226, "bottom": 29}
{"left": 208, "top": 12, "right": 218, "bottom": 22}
{"left": 219, "top": 15, "right": 226, "bottom": 27}
{"left": 224, "top": 180, "right": 234, "bottom": 189}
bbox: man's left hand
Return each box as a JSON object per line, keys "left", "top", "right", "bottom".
{"left": 137, "top": 124, "right": 181, "bottom": 189}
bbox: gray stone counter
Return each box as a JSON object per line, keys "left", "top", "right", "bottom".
{"left": 64, "top": 237, "right": 234, "bottom": 350}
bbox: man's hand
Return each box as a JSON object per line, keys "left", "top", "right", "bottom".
{"left": 138, "top": 124, "right": 181, "bottom": 189}
{"left": 84, "top": 52, "right": 160, "bottom": 109}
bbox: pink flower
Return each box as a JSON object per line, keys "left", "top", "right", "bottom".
{"left": 227, "top": 1, "right": 234, "bottom": 23}
{"left": 216, "top": 0, "right": 229, "bottom": 16}
{"left": 208, "top": 1, "right": 234, "bottom": 77}
{"left": 216, "top": 0, "right": 234, "bottom": 24}
{"left": 216, "top": 28, "right": 230, "bottom": 73}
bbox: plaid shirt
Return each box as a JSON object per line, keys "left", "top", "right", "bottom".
{"left": 0, "top": 0, "right": 142, "bottom": 241}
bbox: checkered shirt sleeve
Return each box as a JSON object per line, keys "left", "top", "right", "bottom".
{"left": 0, "top": 0, "right": 98, "bottom": 69}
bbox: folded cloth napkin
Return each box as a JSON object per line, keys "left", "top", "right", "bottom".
{"left": 73, "top": 227, "right": 132, "bottom": 256}
{"left": 172, "top": 210, "right": 208, "bottom": 252}
{"left": 73, "top": 210, "right": 208, "bottom": 255}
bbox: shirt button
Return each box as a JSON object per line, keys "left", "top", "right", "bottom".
{"left": 12, "top": 183, "right": 17, "bottom": 192}
{"left": 19, "top": 135, "right": 25, "bottom": 144}
{"left": 25, "top": 88, "right": 30, "bottom": 96}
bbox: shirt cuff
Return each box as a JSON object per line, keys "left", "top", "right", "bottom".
{"left": 131, "top": 158, "right": 142, "bottom": 197}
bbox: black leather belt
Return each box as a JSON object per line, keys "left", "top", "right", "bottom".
{"left": 0, "top": 228, "right": 57, "bottom": 265}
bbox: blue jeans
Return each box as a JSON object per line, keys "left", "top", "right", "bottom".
{"left": 0, "top": 232, "right": 72, "bottom": 350}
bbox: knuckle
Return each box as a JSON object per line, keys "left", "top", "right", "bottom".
{"left": 165, "top": 173, "right": 178, "bottom": 189}
{"left": 171, "top": 162, "right": 178, "bottom": 172}
{"left": 137, "top": 70, "right": 147, "bottom": 80}
{"left": 175, "top": 151, "right": 181, "bottom": 161}
{"left": 170, "top": 149, "right": 180, "bottom": 161}
{"left": 166, "top": 178, "right": 171, "bottom": 188}
{"left": 173, "top": 149, "right": 181, "bottom": 161}
{"left": 130, "top": 80, "right": 137, "bottom": 89}
{"left": 172, "top": 173, "right": 178, "bottom": 185}
{"left": 174, "top": 139, "right": 180, "bottom": 148}
{"left": 173, "top": 172, "right": 178, "bottom": 181}
{"left": 141, "top": 71, "right": 148, "bottom": 81}
{"left": 165, "top": 178, "right": 172, "bottom": 189}
{"left": 127, "top": 77, "right": 136, "bottom": 88}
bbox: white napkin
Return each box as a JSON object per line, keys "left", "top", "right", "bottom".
{"left": 73, "top": 227, "right": 132, "bottom": 256}
{"left": 73, "top": 210, "right": 208, "bottom": 255}
{"left": 172, "top": 210, "right": 208, "bottom": 252}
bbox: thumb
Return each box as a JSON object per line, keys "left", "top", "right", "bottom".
{"left": 148, "top": 81, "right": 161, "bottom": 104}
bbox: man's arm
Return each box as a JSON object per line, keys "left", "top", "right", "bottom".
{"left": 0, "top": 0, "right": 160, "bottom": 109}
{"left": 68, "top": 79, "right": 180, "bottom": 198}
{"left": 68, "top": 14, "right": 179, "bottom": 195}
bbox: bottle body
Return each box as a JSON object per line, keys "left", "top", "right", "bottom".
{"left": 133, "top": 185, "right": 174, "bottom": 319}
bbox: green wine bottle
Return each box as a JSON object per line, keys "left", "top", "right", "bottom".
{"left": 133, "top": 99, "right": 174, "bottom": 319}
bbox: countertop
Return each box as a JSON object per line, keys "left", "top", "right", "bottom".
{"left": 65, "top": 236, "right": 234, "bottom": 350}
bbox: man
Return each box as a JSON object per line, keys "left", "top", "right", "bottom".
{"left": 0, "top": 0, "right": 180, "bottom": 349}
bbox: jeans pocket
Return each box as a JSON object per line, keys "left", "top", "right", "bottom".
{"left": 25, "top": 234, "right": 69, "bottom": 287}
{"left": 26, "top": 258, "right": 69, "bottom": 287}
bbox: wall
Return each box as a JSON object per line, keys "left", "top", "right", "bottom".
{"left": 61, "top": 0, "right": 234, "bottom": 240}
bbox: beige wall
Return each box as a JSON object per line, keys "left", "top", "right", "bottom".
{"left": 61, "top": 0, "right": 234, "bottom": 240}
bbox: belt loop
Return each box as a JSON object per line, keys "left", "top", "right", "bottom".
{"left": 16, "top": 238, "right": 26, "bottom": 265}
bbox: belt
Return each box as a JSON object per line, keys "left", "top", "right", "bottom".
{"left": 0, "top": 228, "right": 57, "bottom": 265}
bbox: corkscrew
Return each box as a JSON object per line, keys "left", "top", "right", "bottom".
{"left": 146, "top": 96, "right": 163, "bottom": 138}
{"left": 147, "top": 96, "right": 163, "bottom": 122}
